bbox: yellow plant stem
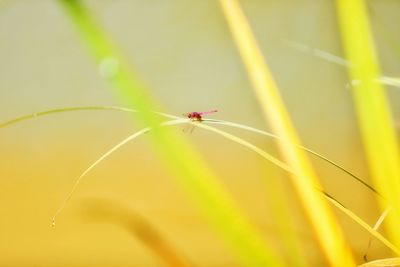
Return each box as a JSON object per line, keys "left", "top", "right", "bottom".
{"left": 219, "top": 0, "right": 355, "bottom": 266}
{"left": 336, "top": 0, "right": 400, "bottom": 249}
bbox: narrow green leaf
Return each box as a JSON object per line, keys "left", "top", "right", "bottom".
{"left": 336, "top": 0, "right": 400, "bottom": 248}
{"left": 58, "top": 1, "right": 283, "bottom": 266}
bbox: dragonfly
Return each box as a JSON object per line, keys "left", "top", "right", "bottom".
{"left": 183, "top": 109, "right": 218, "bottom": 132}
{"left": 185, "top": 109, "right": 218, "bottom": 121}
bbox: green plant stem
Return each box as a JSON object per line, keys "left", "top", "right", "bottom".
{"left": 336, "top": 0, "right": 400, "bottom": 249}
{"left": 58, "top": 1, "right": 283, "bottom": 266}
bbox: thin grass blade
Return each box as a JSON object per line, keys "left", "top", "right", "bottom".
{"left": 0, "top": 107, "right": 379, "bottom": 196}
{"left": 1, "top": 107, "right": 396, "bottom": 254}
{"left": 63, "top": 117, "right": 398, "bottom": 254}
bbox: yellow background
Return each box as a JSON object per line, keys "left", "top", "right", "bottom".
{"left": 0, "top": 1, "right": 399, "bottom": 266}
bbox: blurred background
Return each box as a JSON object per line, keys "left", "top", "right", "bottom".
{"left": 0, "top": 0, "right": 399, "bottom": 266}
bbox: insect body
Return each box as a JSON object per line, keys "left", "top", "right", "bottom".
{"left": 183, "top": 110, "right": 218, "bottom": 133}
{"left": 185, "top": 110, "right": 218, "bottom": 122}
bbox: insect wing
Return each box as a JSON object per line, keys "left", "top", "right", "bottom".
{"left": 198, "top": 110, "right": 218, "bottom": 116}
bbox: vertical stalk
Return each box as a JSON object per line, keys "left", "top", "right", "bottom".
{"left": 336, "top": 0, "right": 400, "bottom": 249}
{"left": 58, "top": 0, "right": 284, "bottom": 266}
{"left": 219, "top": 0, "right": 355, "bottom": 266}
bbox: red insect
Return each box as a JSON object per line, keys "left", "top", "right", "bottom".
{"left": 183, "top": 110, "right": 218, "bottom": 133}
{"left": 185, "top": 109, "right": 218, "bottom": 122}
